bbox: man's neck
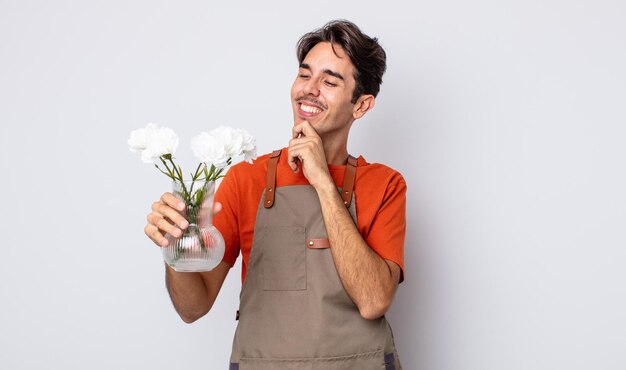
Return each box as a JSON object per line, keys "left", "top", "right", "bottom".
{"left": 322, "top": 136, "right": 349, "bottom": 166}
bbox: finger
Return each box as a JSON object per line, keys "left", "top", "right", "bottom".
{"left": 293, "top": 120, "right": 319, "bottom": 139}
{"left": 290, "top": 133, "right": 322, "bottom": 158}
{"left": 155, "top": 216, "right": 183, "bottom": 238}
{"left": 160, "top": 192, "right": 185, "bottom": 211}
{"left": 288, "top": 136, "right": 311, "bottom": 148}
{"left": 288, "top": 140, "right": 321, "bottom": 162}
{"left": 213, "top": 201, "right": 222, "bottom": 216}
{"left": 287, "top": 156, "right": 300, "bottom": 173}
{"left": 287, "top": 138, "right": 316, "bottom": 173}
{"left": 292, "top": 121, "right": 308, "bottom": 139}
{"left": 290, "top": 135, "right": 322, "bottom": 149}
{"left": 146, "top": 212, "right": 156, "bottom": 229}
{"left": 153, "top": 203, "right": 189, "bottom": 229}
{"left": 287, "top": 145, "right": 304, "bottom": 173}
{"left": 148, "top": 212, "right": 180, "bottom": 235}
{"left": 145, "top": 224, "right": 169, "bottom": 247}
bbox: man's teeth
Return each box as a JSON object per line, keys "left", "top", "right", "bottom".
{"left": 300, "top": 104, "right": 322, "bottom": 114}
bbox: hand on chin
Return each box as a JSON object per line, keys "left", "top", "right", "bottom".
{"left": 287, "top": 121, "right": 332, "bottom": 189}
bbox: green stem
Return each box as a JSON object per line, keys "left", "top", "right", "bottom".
{"left": 154, "top": 164, "right": 176, "bottom": 180}
{"left": 191, "top": 162, "right": 205, "bottom": 180}
{"left": 160, "top": 157, "right": 175, "bottom": 178}
{"left": 188, "top": 163, "right": 206, "bottom": 196}
{"left": 168, "top": 157, "right": 190, "bottom": 202}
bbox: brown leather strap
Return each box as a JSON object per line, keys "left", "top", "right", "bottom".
{"left": 264, "top": 149, "right": 282, "bottom": 209}
{"left": 306, "top": 238, "right": 330, "bottom": 249}
{"left": 341, "top": 155, "right": 358, "bottom": 207}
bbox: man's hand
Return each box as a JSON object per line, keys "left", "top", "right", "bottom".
{"left": 144, "top": 192, "right": 222, "bottom": 247}
{"left": 287, "top": 121, "right": 333, "bottom": 189}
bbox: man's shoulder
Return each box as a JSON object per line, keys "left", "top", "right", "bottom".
{"left": 357, "top": 158, "right": 406, "bottom": 188}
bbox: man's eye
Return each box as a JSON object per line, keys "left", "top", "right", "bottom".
{"left": 325, "top": 81, "right": 337, "bottom": 87}
{"left": 299, "top": 74, "right": 310, "bottom": 79}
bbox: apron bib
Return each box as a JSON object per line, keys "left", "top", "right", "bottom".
{"left": 229, "top": 149, "right": 401, "bottom": 370}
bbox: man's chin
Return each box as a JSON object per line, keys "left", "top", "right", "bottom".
{"left": 295, "top": 116, "right": 323, "bottom": 125}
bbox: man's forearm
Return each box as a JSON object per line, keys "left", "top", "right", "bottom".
{"left": 165, "top": 265, "right": 213, "bottom": 323}
{"left": 164, "top": 260, "right": 231, "bottom": 323}
{"left": 315, "top": 183, "right": 399, "bottom": 320}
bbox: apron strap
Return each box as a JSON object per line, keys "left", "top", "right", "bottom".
{"left": 264, "top": 149, "right": 357, "bottom": 209}
{"left": 263, "top": 149, "right": 282, "bottom": 209}
{"left": 341, "top": 155, "right": 358, "bottom": 208}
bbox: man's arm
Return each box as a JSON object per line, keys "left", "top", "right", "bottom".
{"left": 287, "top": 122, "right": 402, "bottom": 319}
{"left": 165, "top": 261, "right": 230, "bottom": 323}
{"left": 315, "top": 183, "right": 401, "bottom": 319}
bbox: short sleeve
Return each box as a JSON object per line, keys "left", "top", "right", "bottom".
{"left": 213, "top": 168, "right": 241, "bottom": 267}
{"left": 364, "top": 173, "right": 407, "bottom": 282}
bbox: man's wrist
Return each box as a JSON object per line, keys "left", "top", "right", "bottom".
{"left": 314, "top": 176, "right": 341, "bottom": 202}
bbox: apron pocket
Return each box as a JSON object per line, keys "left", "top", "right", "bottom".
{"left": 259, "top": 226, "right": 306, "bottom": 291}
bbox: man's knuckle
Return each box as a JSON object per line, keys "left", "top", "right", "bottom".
{"left": 167, "top": 211, "right": 181, "bottom": 223}
{"left": 163, "top": 219, "right": 175, "bottom": 232}
{"left": 152, "top": 229, "right": 162, "bottom": 239}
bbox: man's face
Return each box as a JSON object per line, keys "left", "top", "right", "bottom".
{"left": 290, "top": 42, "right": 358, "bottom": 138}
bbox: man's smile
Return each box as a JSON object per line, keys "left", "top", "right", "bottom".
{"left": 300, "top": 103, "right": 322, "bottom": 114}
{"left": 299, "top": 102, "right": 323, "bottom": 117}
{"left": 296, "top": 97, "right": 326, "bottom": 118}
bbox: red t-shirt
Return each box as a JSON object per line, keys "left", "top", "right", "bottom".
{"left": 213, "top": 149, "right": 407, "bottom": 284}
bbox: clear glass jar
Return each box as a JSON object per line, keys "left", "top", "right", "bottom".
{"left": 162, "top": 180, "right": 225, "bottom": 272}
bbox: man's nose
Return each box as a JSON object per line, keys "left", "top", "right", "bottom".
{"left": 302, "top": 78, "right": 320, "bottom": 96}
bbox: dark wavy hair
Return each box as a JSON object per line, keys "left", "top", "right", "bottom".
{"left": 296, "top": 20, "right": 387, "bottom": 103}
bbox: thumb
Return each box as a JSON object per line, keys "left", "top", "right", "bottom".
{"left": 212, "top": 201, "right": 223, "bottom": 216}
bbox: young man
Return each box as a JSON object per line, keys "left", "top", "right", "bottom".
{"left": 144, "top": 20, "right": 406, "bottom": 369}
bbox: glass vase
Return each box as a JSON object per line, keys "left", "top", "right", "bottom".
{"left": 163, "top": 180, "right": 225, "bottom": 272}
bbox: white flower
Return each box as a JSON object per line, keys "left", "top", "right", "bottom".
{"left": 209, "top": 126, "right": 243, "bottom": 158}
{"left": 192, "top": 126, "right": 257, "bottom": 166}
{"left": 243, "top": 146, "right": 257, "bottom": 164}
{"left": 128, "top": 123, "right": 179, "bottom": 163}
{"left": 130, "top": 123, "right": 256, "bottom": 183}
{"left": 128, "top": 123, "right": 154, "bottom": 152}
{"left": 238, "top": 128, "right": 257, "bottom": 163}
{"left": 190, "top": 132, "right": 229, "bottom": 168}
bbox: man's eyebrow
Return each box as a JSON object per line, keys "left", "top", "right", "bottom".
{"left": 299, "top": 63, "right": 344, "bottom": 81}
{"left": 323, "top": 69, "right": 344, "bottom": 81}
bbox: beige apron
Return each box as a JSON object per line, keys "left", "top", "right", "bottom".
{"left": 229, "top": 149, "right": 401, "bottom": 370}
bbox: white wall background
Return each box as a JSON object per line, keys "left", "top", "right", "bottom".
{"left": 1, "top": 0, "right": 624, "bottom": 369}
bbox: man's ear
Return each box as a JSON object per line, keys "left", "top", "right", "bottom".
{"left": 352, "top": 94, "right": 375, "bottom": 120}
